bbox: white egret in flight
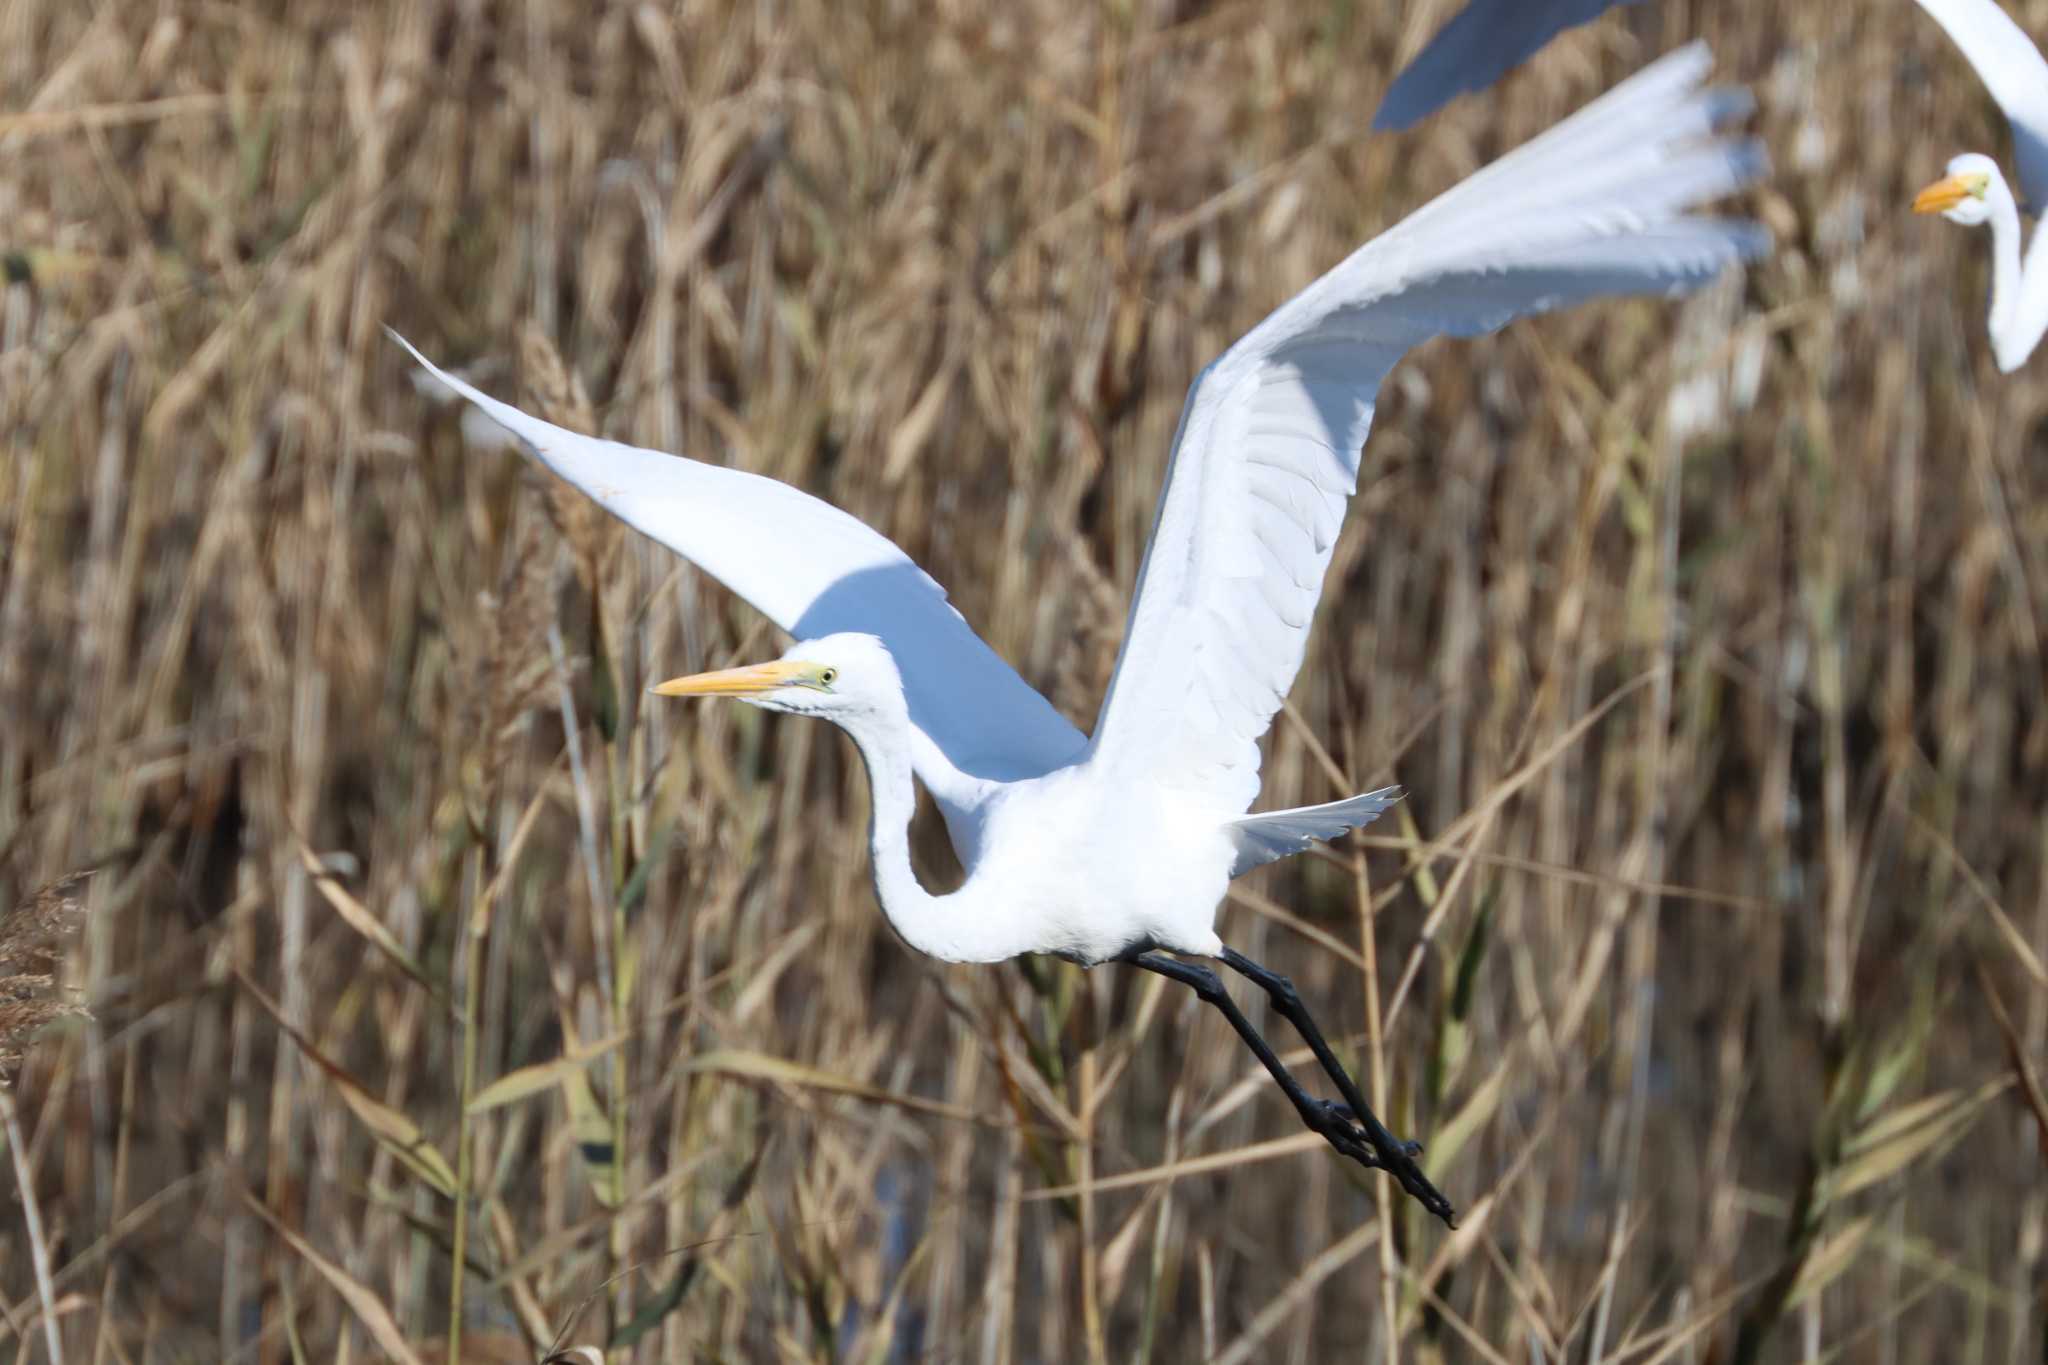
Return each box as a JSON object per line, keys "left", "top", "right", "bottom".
{"left": 397, "top": 43, "right": 1763, "bottom": 1227}
{"left": 1910, "top": 0, "right": 2048, "bottom": 370}
{"left": 1375, "top": 0, "right": 1646, "bottom": 131}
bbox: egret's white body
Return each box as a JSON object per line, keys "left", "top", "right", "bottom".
{"left": 1911, "top": 0, "right": 2048, "bottom": 370}
{"left": 398, "top": 43, "right": 1764, "bottom": 1221}
{"left": 811, "top": 642, "right": 1245, "bottom": 964}
{"left": 953, "top": 774, "right": 1233, "bottom": 965}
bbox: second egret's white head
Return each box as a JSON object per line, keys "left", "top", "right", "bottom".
{"left": 650, "top": 632, "right": 905, "bottom": 725}
{"left": 1913, "top": 152, "right": 2002, "bottom": 226}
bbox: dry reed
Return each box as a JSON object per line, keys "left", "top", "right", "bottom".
{"left": 3, "top": 0, "right": 2047, "bottom": 1360}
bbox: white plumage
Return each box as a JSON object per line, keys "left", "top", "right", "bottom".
{"left": 394, "top": 35, "right": 1764, "bottom": 963}
{"left": 1095, "top": 43, "right": 1761, "bottom": 826}
{"left": 397, "top": 43, "right": 1765, "bottom": 1224}
{"left": 1909, "top": 0, "right": 2048, "bottom": 370}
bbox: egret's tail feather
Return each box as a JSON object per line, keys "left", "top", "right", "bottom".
{"left": 1225, "top": 786, "right": 1404, "bottom": 878}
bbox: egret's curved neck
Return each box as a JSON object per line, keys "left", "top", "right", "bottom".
{"left": 1979, "top": 179, "right": 2048, "bottom": 372}
{"left": 836, "top": 709, "right": 1027, "bottom": 966}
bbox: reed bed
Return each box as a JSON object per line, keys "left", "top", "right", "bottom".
{"left": 3, "top": 0, "right": 2046, "bottom": 1359}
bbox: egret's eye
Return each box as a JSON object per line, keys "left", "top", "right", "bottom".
{"left": 818, "top": 667, "right": 838, "bottom": 688}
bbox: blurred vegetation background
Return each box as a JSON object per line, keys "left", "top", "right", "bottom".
{"left": 4, "top": 0, "right": 2047, "bottom": 1359}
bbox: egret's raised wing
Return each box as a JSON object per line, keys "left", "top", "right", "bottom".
{"left": 1089, "top": 44, "right": 1765, "bottom": 814}
{"left": 393, "top": 334, "right": 1087, "bottom": 796}
{"left": 1913, "top": 0, "right": 2048, "bottom": 207}
{"left": 1374, "top": 0, "right": 1644, "bottom": 132}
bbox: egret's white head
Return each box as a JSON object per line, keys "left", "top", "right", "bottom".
{"left": 1913, "top": 153, "right": 2001, "bottom": 226}
{"left": 650, "top": 632, "right": 904, "bottom": 724}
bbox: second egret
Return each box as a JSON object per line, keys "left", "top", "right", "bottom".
{"left": 1910, "top": 0, "right": 2048, "bottom": 371}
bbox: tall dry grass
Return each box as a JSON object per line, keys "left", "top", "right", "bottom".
{"left": 3, "top": 0, "right": 2047, "bottom": 1359}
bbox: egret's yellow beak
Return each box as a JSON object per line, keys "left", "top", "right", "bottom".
{"left": 651, "top": 660, "right": 812, "bottom": 698}
{"left": 1913, "top": 172, "right": 1987, "bottom": 214}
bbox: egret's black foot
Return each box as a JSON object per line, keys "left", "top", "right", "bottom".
{"left": 1308, "top": 1101, "right": 1450, "bottom": 1225}
{"left": 1298, "top": 1099, "right": 1376, "bottom": 1166}
{"left": 1118, "top": 947, "right": 1457, "bottom": 1227}
{"left": 1397, "top": 1160, "right": 1456, "bottom": 1228}
{"left": 1315, "top": 1100, "right": 1424, "bottom": 1160}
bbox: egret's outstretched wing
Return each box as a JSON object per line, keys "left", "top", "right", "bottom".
{"left": 392, "top": 333, "right": 1087, "bottom": 797}
{"left": 1089, "top": 44, "right": 1765, "bottom": 814}
{"left": 1912, "top": 0, "right": 2048, "bottom": 207}
{"left": 1374, "top": 0, "right": 1644, "bottom": 132}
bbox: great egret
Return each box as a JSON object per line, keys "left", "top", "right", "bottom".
{"left": 397, "top": 43, "right": 1763, "bottom": 1227}
{"left": 1375, "top": 0, "right": 1645, "bottom": 131}
{"left": 1910, "top": 0, "right": 2048, "bottom": 371}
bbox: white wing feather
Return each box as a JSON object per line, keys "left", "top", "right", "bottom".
{"left": 1375, "top": 0, "right": 1644, "bottom": 132}
{"left": 1913, "top": 0, "right": 2048, "bottom": 207}
{"left": 1089, "top": 43, "right": 1766, "bottom": 815}
{"left": 391, "top": 333, "right": 1087, "bottom": 801}
{"left": 1228, "top": 786, "right": 1405, "bottom": 876}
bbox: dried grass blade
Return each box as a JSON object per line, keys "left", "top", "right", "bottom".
{"left": 1210, "top": 1218, "right": 1381, "bottom": 1365}
{"left": 682, "top": 1048, "right": 997, "bottom": 1125}
{"left": 1224, "top": 884, "right": 1369, "bottom": 970}
{"left": 1901, "top": 804, "right": 2048, "bottom": 988}
{"left": 1424, "top": 1055, "right": 1511, "bottom": 1180}
{"left": 0, "top": 93, "right": 307, "bottom": 138}
{"left": 0, "top": 1088, "right": 63, "bottom": 1365}
{"left": 241, "top": 1191, "right": 425, "bottom": 1365}
{"left": 296, "top": 843, "right": 447, "bottom": 1008}
{"left": 882, "top": 360, "right": 958, "bottom": 485}
{"left": 1784, "top": 1214, "right": 1875, "bottom": 1309}
{"left": 1834, "top": 1076, "right": 2009, "bottom": 1200}
{"left": 1026, "top": 1133, "right": 1323, "bottom": 1201}
{"left": 727, "top": 921, "right": 821, "bottom": 1024}
{"left": 559, "top": 1067, "right": 622, "bottom": 1209}
{"left": 0, "top": 1171, "right": 206, "bottom": 1344}
{"left": 1384, "top": 669, "right": 1663, "bottom": 1027}
{"left": 234, "top": 968, "right": 457, "bottom": 1196}
{"left": 1412, "top": 1271, "right": 1517, "bottom": 1365}
{"left": 466, "top": 1033, "right": 627, "bottom": 1115}
{"left": 1350, "top": 834, "right": 1774, "bottom": 913}
{"left": 491, "top": 1151, "right": 718, "bottom": 1285}
{"left": 606, "top": 1130, "right": 769, "bottom": 1350}
{"left": 1977, "top": 960, "right": 2048, "bottom": 1163}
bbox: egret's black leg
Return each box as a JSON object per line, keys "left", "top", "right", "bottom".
{"left": 1121, "top": 951, "right": 1399, "bottom": 1176}
{"left": 1217, "top": 946, "right": 1454, "bottom": 1226}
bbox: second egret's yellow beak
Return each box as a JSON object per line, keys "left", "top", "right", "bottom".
{"left": 1913, "top": 171, "right": 1988, "bottom": 214}
{"left": 651, "top": 660, "right": 815, "bottom": 698}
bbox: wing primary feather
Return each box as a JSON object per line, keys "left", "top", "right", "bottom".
{"left": 388, "top": 327, "right": 1088, "bottom": 802}
{"left": 1226, "top": 787, "right": 1406, "bottom": 877}
{"left": 1086, "top": 45, "right": 1767, "bottom": 814}
{"left": 1374, "top": 0, "right": 1649, "bottom": 132}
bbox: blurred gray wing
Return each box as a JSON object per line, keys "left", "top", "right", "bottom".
{"left": 1375, "top": 0, "right": 1647, "bottom": 132}
{"left": 1913, "top": 0, "right": 2048, "bottom": 207}
{"left": 394, "top": 334, "right": 1087, "bottom": 800}
{"left": 1087, "top": 44, "right": 1766, "bottom": 814}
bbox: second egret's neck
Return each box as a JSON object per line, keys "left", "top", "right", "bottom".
{"left": 1977, "top": 177, "right": 2047, "bottom": 372}
{"left": 833, "top": 706, "right": 1029, "bottom": 966}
